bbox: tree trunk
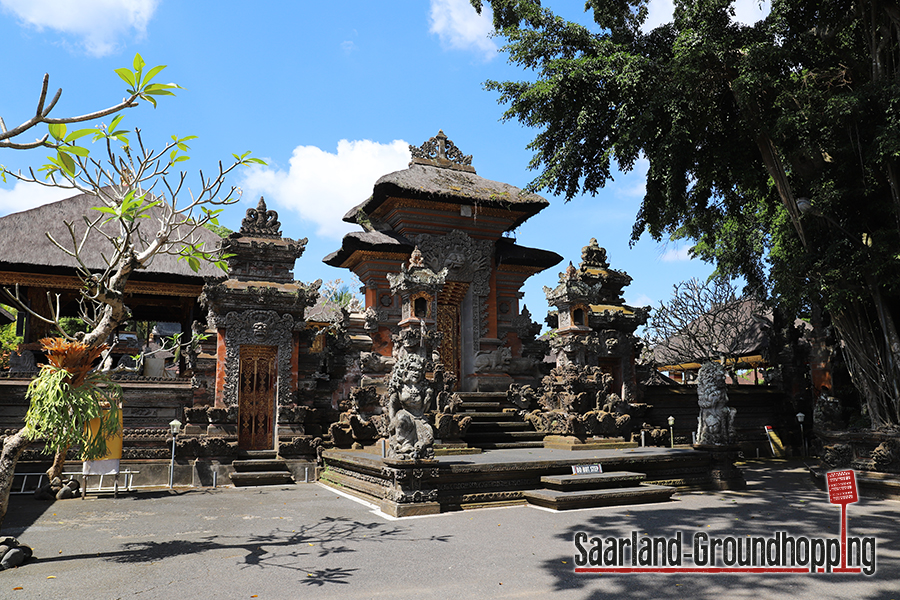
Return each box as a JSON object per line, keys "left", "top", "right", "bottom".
{"left": 0, "top": 429, "right": 31, "bottom": 530}
{"left": 45, "top": 445, "right": 70, "bottom": 482}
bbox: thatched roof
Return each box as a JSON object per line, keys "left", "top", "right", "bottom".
{"left": 650, "top": 299, "right": 773, "bottom": 368}
{"left": 342, "top": 163, "right": 549, "bottom": 229}
{"left": 495, "top": 238, "right": 562, "bottom": 270}
{"left": 323, "top": 230, "right": 414, "bottom": 267}
{"left": 0, "top": 190, "right": 225, "bottom": 279}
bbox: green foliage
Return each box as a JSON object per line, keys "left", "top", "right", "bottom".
{"left": 58, "top": 316, "right": 88, "bottom": 337}
{"left": 23, "top": 365, "right": 122, "bottom": 460}
{"left": 203, "top": 222, "right": 234, "bottom": 238}
{"left": 479, "top": 0, "right": 900, "bottom": 308}
{"left": 479, "top": 0, "right": 900, "bottom": 425}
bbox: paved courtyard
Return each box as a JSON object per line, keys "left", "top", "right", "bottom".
{"left": 2, "top": 459, "right": 898, "bottom": 599}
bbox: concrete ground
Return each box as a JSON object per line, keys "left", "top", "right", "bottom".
{"left": 1, "top": 457, "right": 897, "bottom": 600}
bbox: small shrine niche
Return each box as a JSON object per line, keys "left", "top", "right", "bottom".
{"left": 200, "top": 197, "right": 320, "bottom": 451}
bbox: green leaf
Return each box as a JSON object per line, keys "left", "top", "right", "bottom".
{"left": 173, "top": 155, "right": 190, "bottom": 163}
{"left": 114, "top": 68, "right": 136, "bottom": 88}
{"left": 48, "top": 123, "right": 66, "bottom": 141}
{"left": 58, "top": 151, "right": 76, "bottom": 176}
{"left": 64, "top": 128, "right": 96, "bottom": 142}
{"left": 141, "top": 64, "right": 167, "bottom": 86}
{"left": 133, "top": 53, "right": 145, "bottom": 73}
{"left": 110, "top": 114, "right": 124, "bottom": 131}
{"left": 91, "top": 206, "right": 119, "bottom": 216}
{"left": 58, "top": 145, "right": 90, "bottom": 157}
{"left": 143, "top": 88, "right": 176, "bottom": 97}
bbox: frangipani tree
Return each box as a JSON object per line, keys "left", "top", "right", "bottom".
{"left": 0, "top": 55, "right": 263, "bottom": 527}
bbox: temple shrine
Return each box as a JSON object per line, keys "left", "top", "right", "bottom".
{"left": 324, "top": 131, "right": 561, "bottom": 392}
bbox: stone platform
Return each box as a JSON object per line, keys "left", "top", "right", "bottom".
{"left": 320, "top": 446, "right": 718, "bottom": 517}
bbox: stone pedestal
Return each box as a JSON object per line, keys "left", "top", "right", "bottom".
{"left": 380, "top": 458, "right": 441, "bottom": 517}
{"left": 693, "top": 444, "right": 746, "bottom": 490}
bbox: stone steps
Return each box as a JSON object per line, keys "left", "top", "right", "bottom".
{"left": 541, "top": 471, "right": 647, "bottom": 491}
{"left": 523, "top": 484, "right": 676, "bottom": 510}
{"left": 522, "top": 469, "right": 676, "bottom": 510}
{"left": 474, "top": 441, "right": 546, "bottom": 449}
{"left": 230, "top": 452, "right": 294, "bottom": 487}
{"left": 456, "top": 391, "right": 545, "bottom": 449}
{"left": 467, "top": 421, "right": 532, "bottom": 430}
{"left": 458, "top": 401, "right": 502, "bottom": 410}
{"left": 464, "top": 431, "right": 546, "bottom": 442}
{"left": 458, "top": 411, "right": 517, "bottom": 420}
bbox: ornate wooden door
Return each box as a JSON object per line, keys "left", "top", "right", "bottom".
{"left": 238, "top": 345, "right": 277, "bottom": 451}
{"left": 437, "top": 303, "right": 461, "bottom": 381}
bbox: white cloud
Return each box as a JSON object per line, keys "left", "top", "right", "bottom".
{"left": 626, "top": 292, "right": 654, "bottom": 308}
{"left": 659, "top": 245, "right": 692, "bottom": 262}
{"left": 429, "top": 0, "right": 497, "bottom": 59}
{"left": 0, "top": 180, "right": 74, "bottom": 217}
{"left": 643, "top": 0, "right": 770, "bottom": 31}
{"left": 0, "top": 0, "right": 159, "bottom": 57}
{"left": 237, "top": 139, "right": 411, "bottom": 240}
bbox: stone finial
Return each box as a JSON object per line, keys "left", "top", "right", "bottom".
{"left": 240, "top": 197, "right": 282, "bottom": 237}
{"left": 409, "top": 246, "right": 425, "bottom": 269}
{"left": 580, "top": 238, "right": 609, "bottom": 269}
{"left": 409, "top": 130, "right": 476, "bottom": 173}
{"left": 565, "top": 262, "right": 578, "bottom": 280}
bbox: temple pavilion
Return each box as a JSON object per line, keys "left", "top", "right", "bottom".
{"left": 324, "top": 131, "right": 562, "bottom": 391}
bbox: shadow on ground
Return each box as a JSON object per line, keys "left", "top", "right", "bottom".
{"left": 538, "top": 460, "right": 899, "bottom": 600}
{"left": 27, "top": 514, "right": 451, "bottom": 586}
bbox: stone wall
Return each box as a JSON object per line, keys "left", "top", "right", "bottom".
{"left": 641, "top": 385, "right": 797, "bottom": 454}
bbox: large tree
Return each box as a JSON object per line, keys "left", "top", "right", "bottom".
{"left": 473, "top": 0, "right": 900, "bottom": 428}
{"left": 0, "top": 55, "right": 262, "bottom": 526}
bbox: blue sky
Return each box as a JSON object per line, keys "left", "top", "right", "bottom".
{"left": 0, "top": 0, "right": 769, "bottom": 326}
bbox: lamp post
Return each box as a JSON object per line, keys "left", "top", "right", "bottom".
{"left": 668, "top": 416, "right": 675, "bottom": 448}
{"left": 796, "top": 412, "right": 807, "bottom": 457}
{"left": 169, "top": 419, "right": 182, "bottom": 489}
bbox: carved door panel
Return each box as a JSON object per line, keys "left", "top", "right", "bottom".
{"left": 437, "top": 303, "right": 460, "bottom": 381}
{"left": 238, "top": 345, "right": 277, "bottom": 451}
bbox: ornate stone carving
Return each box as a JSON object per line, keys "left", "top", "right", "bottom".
{"left": 222, "top": 309, "right": 296, "bottom": 407}
{"left": 8, "top": 350, "right": 36, "bottom": 373}
{"left": 696, "top": 362, "right": 736, "bottom": 445}
{"left": 413, "top": 230, "right": 491, "bottom": 295}
{"left": 871, "top": 439, "right": 900, "bottom": 473}
{"left": 408, "top": 130, "right": 474, "bottom": 171}
{"left": 413, "top": 230, "right": 493, "bottom": 350}
{"left": 474, "top": 347, "right": 511, "bottom": 372}
{"left": 240, "top": 197, "right": 281, "bottom": 238}
{"left": 384, "top": 353, "right": 436, "bottom": 460}
{"left": 359, "top": 351, "right": 396, "bottom": 374}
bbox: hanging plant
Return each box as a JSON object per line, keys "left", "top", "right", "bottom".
{"left": 23, "top": 338, "right": 122, "bottom": 460}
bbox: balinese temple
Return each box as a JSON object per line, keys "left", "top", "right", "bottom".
{"left": 544, "top": 239, "right": 650, "bottom": 402}
{"left": 200, "top": 199, "right": 319, "bottom": 450}
{"left": 324, "top": 131, "right": 562, "bottom": 391}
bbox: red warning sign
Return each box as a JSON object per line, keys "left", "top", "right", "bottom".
{"left": 826, "top": 469, "right": 858, "bottom": 505}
